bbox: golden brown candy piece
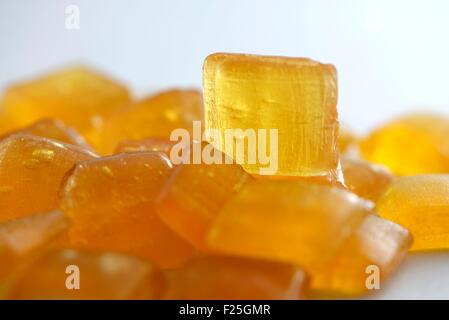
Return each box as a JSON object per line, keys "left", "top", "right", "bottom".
{"left": 61, "top": 152, "right": 196, "bottom": 268}
{"left": 7, "top": 249, "right": 165, "bottom": 300}
{"left": 1, "top": 118, "right": 91, "bottom": 149}
{"left": 342, "top": 157, "right": 394, "bottom": 202}
{"left": 311, "top": 214, "right": 412, "bottom": 296}
{"left": 0, "top": 135, "right": 97, "bottom": 223}
{"left": 360, "top": 113, "right": 449, "bottom": 175}
{"left": 208, "top": 180, "right": 370, "bottom": 268}
{"left": 156, "top": 142, "right": 251, "bottom": 250}
{"left": 1, "top": 66, "right": 130, "bottom": 136}
{"left": 203, "top": 52, "right": 339, "bottom": 177}
{"left": 91, "top": 89, "right": 203, "bottom": 154}
{"left": 163, "top": 256, "right": 307, "bottom": 300}
{"left": 377, "top": 174, "right": 449, "bottom": 251}
{"left": 115, "top": 137, "right": 177, "bottom": 156}
{"left": 0, "top": 211, "right": 68, "bottom": 286}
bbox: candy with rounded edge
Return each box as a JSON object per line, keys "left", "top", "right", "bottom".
{"left": 163, "top": 256, "right": 307, "bottom": 300}
{"left": 156, "top": 143, "right": 251, "bottom": 250}
{"left": 208, "top": 180, "right": 370, "bottom": 268}
{"left": 1, "top": 118, "right": 91, "bottom": 149}
{"left": 1, "top": 66, "right": 130, "bottom": 136}
{"left": 61, "top": 152, "right": 196, "bottom": 268}
{"left": 360, "top": 114, "right": 449, "bottom": 175}
{"left": 92, "top": 89, "right": 203, "bottom": 154}
{"left": 7, "top": 248, "right": 165, "bottom": 300}
{"left": 311, "top": 214, "right": 412, "bottom": 295}
{"left": 377, "top": 174, "right": 449, "bottom": 251}
{"left": 0, "top": 135, "right": 97, "bottom": 223}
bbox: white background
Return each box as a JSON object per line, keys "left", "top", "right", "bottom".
{"left": 1, "top": 0, "right": 449, "bottom": 299}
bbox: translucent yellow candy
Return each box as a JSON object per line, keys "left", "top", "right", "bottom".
{"left": 163, "top": 256, "right": 307, "bottom": 300}
{"left": 311, "top": 214, "right": 412, "bottom": 296}
{"left": 208, "top": 180, "right": 369, "bottom": 268}
{"left": 360, "top": 114, "right": 449, "bottom": 175}
{"left": 7, "top": 249, "right": 165, "bottom": 299}
{"left": 91, "top": 89, "right": 203, "bottom": 154}
{"left": 377, "top": 174, "right": 449, "bottom": 251}
{"left": 342, "top": 157, "right": 394, "bottom": 202}
{"left": 156, "top": 143, "right": 251, "bottom": 250}
{"left": 0, "top": 135, "right": 97, "bottom": 223}
{"left": 203, "top": 53, "right": 339, "bottom": 177}
{"left": 1, "top": 66, "right": 130, "bottom": 136}
{"left": 60, "top": 152, "right": 196, "bottom": 268}
{"left": 0, "top": 210, "right": 68, "bottom": 286}
{"left": 1, "top": 118, "right": 91, "bottom": 149}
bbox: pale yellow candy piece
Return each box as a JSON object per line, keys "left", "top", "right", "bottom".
{"left": 377, "top": 174, "right": 449, "bottom": 251}
{"left": 360, "top": 114, "right": 449, "bottom": 175}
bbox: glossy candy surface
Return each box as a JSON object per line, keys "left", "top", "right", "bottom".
{"left": 156, "top": 143, "right": 251, "bottom": 250}
{"left": 60, "top": 152, "right": 196, "bottom": 268}
{"left": 377, "top": 174, "right": 449, "bottom": 251}
{"left": 208, "top": 180, "right": 370, "bottom": 268}
{"left": 311, "top": 214, "right": 412, "bottom": 295}
{"left": 1, "top": 66, "right": 130, "bottom": 136}
{"left": 0, "top": 135, "right": 97, "bottom": 223}
{"left": 360, "top": 114, "right": 449, "bottom": 175}
{"left": 7, "top": 249, "right": 165, "bottom": 299}
{"left": 92, "top": 89, "right": 203, "bottom": 154}
{"left": 1, "top": 118, "right": 91, "bottom": 149}
{"left": 163, "top": 256, "right": 307, "bottom": 300}
{"left": 203, "top": 53, "right": 339, "bottom": 177}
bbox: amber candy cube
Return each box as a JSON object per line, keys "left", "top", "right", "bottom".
{"left": 0, "top": 135, "right": 97, "bottom": 223}
{"left": 7, "top": 248, "right": 165, "bottom": 300}
{"left": 377, "top": 174, "right": 449, "bottom": 251}
{"left": 163, "top": 256, "right": 307, "bottom": 300}
{"left": 208, "top": 180, "right": 370, "bottom": 268}
{"left": 203, "top": 53, "right": 339, "bottom": 177}
{"left": 60, "top": 152, "right": 196, "bottom": 268}
{"left": 156, "top": 142, "right": 251, "bottom": 250}
{"left": 360, "top": 113, "right": 449, "bottom": 175}
{"left": 1, "top": 66, "right": 130, "bottom": 136}
{"left": 310, "top": 214, "right": 412, "bottom": 296}
{"left": 91, "top": 89, "right": 203, "bottom": 154}
{"left": 1, "top": 118, "right": 91, "bottom": 149}
{"left": 342, "top": 157, "right": 394, "bottom": 202}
